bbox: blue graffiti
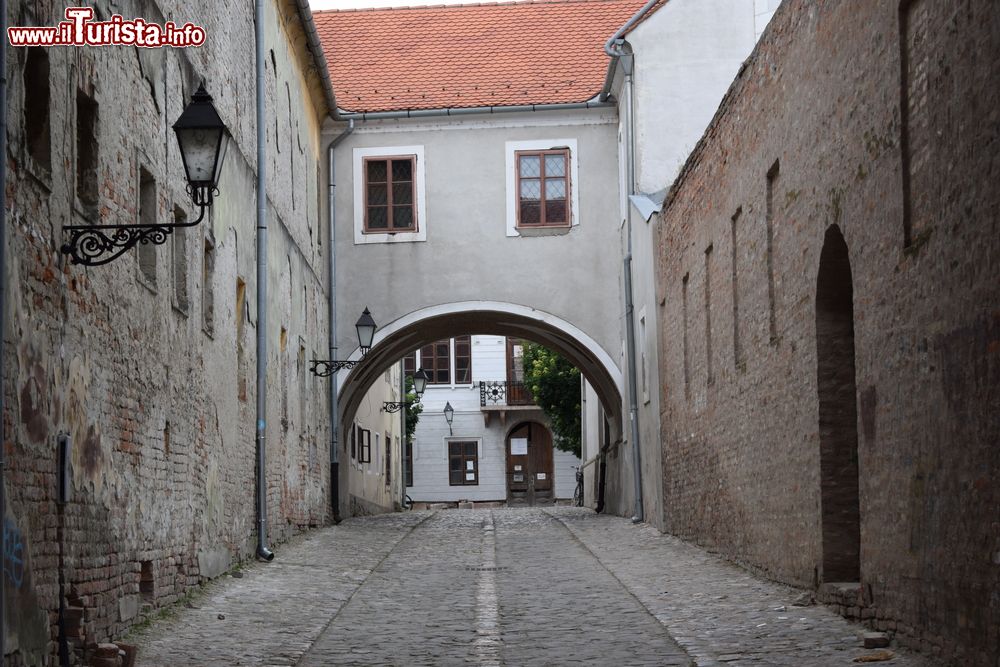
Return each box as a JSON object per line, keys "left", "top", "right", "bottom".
{"left": 3, "top": 518, "right": 24, "bottom": 589}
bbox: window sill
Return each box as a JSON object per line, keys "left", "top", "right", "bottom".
{"left": 514, "top": 225, "right": 573, "bottom": 237}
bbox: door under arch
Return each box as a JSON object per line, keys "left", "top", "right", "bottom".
{"left": 506, "top": 422, "right": 553, "bottom": 506}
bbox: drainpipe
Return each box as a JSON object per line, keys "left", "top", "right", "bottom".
{"left": 608, "top": 39, "right": 644, "bottom": 524}
{"left": 326, "top": 120, "right": 354, "bottom": 523}
{"left": 0, "top": 0, "right": 8, "bottom": 655}
{"left": 254, "top": 0, "right": 274, "bottom": 562}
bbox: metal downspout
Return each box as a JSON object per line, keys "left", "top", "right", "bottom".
{"left": 326, "top": 120, "right": 353, "bottom": 523}
{"left": 619, "top": 50, "right": 645, "bottom": 524}
{"left": 0, "top": 0, "right": 8, "bottom": 655}
{"left": 254, "top": 0, "right": 274, "bottom": 562}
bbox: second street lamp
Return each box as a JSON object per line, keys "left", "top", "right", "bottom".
{"left": 382, "top": 369, "right": 427, "bottom": 413}
{"left": 311, "top": 308, "right": 378, "bottom": 377}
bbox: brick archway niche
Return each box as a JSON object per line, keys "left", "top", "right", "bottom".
{"left": 815, "top": 225, "right": 861, "bottom": 583}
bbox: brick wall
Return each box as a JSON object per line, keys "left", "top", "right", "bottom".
{"left": 654, "top": 0, "right": 999, "bottom": 664}
{"left": 3, "top": 0, "right": 332, "bottom": 662}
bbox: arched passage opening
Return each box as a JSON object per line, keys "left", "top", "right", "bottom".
{"left": 333, "top": 303, "right": 623, "bottom": 514}
{"left": 815, "top": 225, "right": 861, "bottom": 583}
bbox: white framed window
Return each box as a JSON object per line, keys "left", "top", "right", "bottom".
{"left": 505, "top": 138, "right": 579, "bottom": 237}
{"left": 353, "top": 145, "right": 426, "bottom": 244}
{"left": 402, "top": 336, "right": 472, "bottom": 387}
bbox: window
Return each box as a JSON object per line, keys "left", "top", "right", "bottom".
{"left": 350, "top": 425, "right": 357, "bottom": 461}
{"left": 24, "top": 48, "right": 51, "bottom": 173}
{"left": 172, "top": 207, "right": 189, "bottom": 313}
{"left": 353, "top": 145, "right": 426, "bottom": 244}
{"left": 404, "top": 440, "right": 413, "bottom": 487}
{"left": 359, "top": 428, "right": 371, "bottom": 464}
{"left": 384, "top": 432, "right": 392, "bottom": 485}
{"left": 448, "top": 441, "right": 478, "bottom": 486}
{"left": 411, "top": 336, "right": 472, "bottom": 385}
{"left": 421, "top": 340, "right": 452, "bottom": 384}
{"left": 505, "top": 139, "right": 579, "bottom": 237}
{"left": 202, "top": 232, "right": 215, "bottom": 336}
{"left": 516, "top": 149, "right": 569, "bottom": 227}
{"left": 76, "top": 90, "right": 99, "bottom": 219}
{"left": 364, "top": 157, "right": 416, "bottom": 233}
{"left": 137, "top": 166, "right": 157, "bottom": 286}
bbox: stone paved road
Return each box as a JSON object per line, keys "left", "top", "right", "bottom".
{"left": 133, "top": 508, "right": 933, "bottom": 666}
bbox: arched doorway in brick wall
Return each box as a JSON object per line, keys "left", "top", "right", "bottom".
{"left": 815, "top": 225, "right": 861, "bottom": 583}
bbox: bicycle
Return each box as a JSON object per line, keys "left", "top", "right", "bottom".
{"left": 573, "top": 466, "right": 584, "bottom": 507}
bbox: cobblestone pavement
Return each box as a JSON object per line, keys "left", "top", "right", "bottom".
{"left": 134, "top": 508, "right": 933, "bottom": 666}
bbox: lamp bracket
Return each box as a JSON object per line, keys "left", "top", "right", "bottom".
{"left": 310, "top": 359, "right": 361, "bottom": 377}
{"left": 60, "top": 186, "right": 215, "bottom": 267}
{"left": 381, "top": 401, "right": 414, "bottom": 413}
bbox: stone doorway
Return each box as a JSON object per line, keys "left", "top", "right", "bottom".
{"left": 815, "top": 225, "right": 861, "bottom": 582}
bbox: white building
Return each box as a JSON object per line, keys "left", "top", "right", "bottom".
{"left": 403, "top": 336, "right": 580, "bottom": 505}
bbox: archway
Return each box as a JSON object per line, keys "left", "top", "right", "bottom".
{"left": 335, "top": 302, "right": 624, "bottom": 440}
{"left": 815, "top": 225, "right": 861, "bottom": 582}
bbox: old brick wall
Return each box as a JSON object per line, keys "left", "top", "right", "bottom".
{"left": 655, "top": 0, "right": 999, "bottom": 664}
{"left": 3, "top": 0, "right": 332, "bottom": 663}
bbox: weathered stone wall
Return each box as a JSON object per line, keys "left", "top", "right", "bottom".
{"left": 654, "top": 0, "right": 999, "bottom": 664}
{"left": 3, "top": 0, "right": 332, "bottom": 662}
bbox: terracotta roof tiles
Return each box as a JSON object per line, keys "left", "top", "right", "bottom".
{"left": 313, "top": 0, "right": 649, "bottom": 113}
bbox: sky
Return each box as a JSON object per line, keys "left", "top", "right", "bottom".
{"left": 310, "top": 0, "right": 480, "bottom": 9}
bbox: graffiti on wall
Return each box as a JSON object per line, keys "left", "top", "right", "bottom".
{"left": 3, "top": 517, "right": 25, "bottom": 588}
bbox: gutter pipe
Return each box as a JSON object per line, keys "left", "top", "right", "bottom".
{"left": 332, "top": 100, "right": 614, "bottom": 122}
{"left": 326, "top": 120, "right": 354, "bottom": 524}
{"left": 254, "top": 0, "right": 274, "bottom": 562}
{"left": 604, "top": 6, "right": 655, "bottom": 522}
{"left": 1, "top": 0, "right": 8, "bottom": 656}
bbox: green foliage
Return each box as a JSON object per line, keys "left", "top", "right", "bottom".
{"left": 522, "top": 343, "right": 581, "bottom": 458}
{"left": 404, "top": 375, "right": 422, "bottom": 443}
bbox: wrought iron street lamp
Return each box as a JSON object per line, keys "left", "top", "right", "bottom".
{"left": 382, "top": 368, "right": 429, "bottom": 412}
{"left": 443, "top": 401, "right": 454, "bottom": 436}
{"left": 60, "top": 84, "right": 230, "bottom": 266}
{"left": 310, "top": 308, "right": 377, "bottom": 377}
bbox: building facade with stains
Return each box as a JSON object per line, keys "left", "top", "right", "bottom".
{"left": 3, "top": 0, "right": 335, "bottom": 662}
{"left": 654, "top": 1, "right": 999, "bottom": 664}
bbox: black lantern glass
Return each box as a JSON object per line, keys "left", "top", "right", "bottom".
{"left": 443, "top": 401, "right": 454, "bottom": 425}
{"left": 412, "top": 368, "right": 429, "bottom": 397}
{"left": 173, "top": 84, "right": 230, "bottom": 197}
{"left": 356, "top": 308, "right": 377, "bottom": 354}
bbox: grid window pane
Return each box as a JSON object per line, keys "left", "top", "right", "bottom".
{"left": 545, "top": 178, "right": 566, "bottom": 199}
{"left": 546, "top": 200, "right": 567, "bottom": 223}
{"left": 403, "top": 353, "right": 415, "bottom": 375}
{"left": 367, "top": 206, "right": 388, "bottom": 229}
{"left": 519, "top": 155, "right": 540, "bottom": 177}
{"left": 520, "top": 201, "right": 541, "bottom": 225}
{"left": 544, "top": 154, "right": 566, "bottom": 177}
{"left": 366, "top": 160, "right": 387, "bottom": 182}
{"left": 393, "top": 182, "right": 413, "bottom": 205}
{"left": 393, "top": 206, "right": 414, "bottom": 229}
{"left": 392, "top": 159, "right": 413, "bottom": 182}
{"left": 520, "top": 179, "right": 541, "bottom": 200}
{"left": 368, "top": 183, "right": 388, "bottom": 206}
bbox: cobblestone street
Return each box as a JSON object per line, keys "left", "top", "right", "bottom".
{"left": 132, "top": 509, "right": 932, "bottom": 666}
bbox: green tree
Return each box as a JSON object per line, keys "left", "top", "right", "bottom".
{"left": 404, "top": 374, "right": 422, "bottom": 443}
{"left": 522, "top": 343, "right": 581, "bottom": 457}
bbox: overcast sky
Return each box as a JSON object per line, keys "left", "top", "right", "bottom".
{"left": 310, "top": 0, "right": 480, "bottom": 9}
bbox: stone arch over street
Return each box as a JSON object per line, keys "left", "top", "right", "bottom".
{"left": 335, "top": 301, "right": 624, "bottom": 442}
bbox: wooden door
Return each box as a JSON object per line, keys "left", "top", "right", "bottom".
{"left": 506, "top": 422, "right": 554, "bottom": 502}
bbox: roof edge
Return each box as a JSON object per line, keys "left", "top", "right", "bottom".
{"left": 293, "top": 0, "right": 337, "bottom": 117}
{"left": 333, "top": 98, "right": 616, "bottom": 121}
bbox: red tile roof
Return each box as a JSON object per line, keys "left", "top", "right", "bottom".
{"left": 314, "top": 0, "right": 650, "bottom": 113}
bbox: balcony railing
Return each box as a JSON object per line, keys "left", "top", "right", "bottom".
{"left": 480, "top": 380, "right": 535, "bottom": 407}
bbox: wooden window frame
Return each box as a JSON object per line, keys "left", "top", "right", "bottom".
{"left": 362, "top": 155, "right": 417, "bottom": 234}
{"left": 413, "top": 336, "right": 472, "bottom": 386}
{"left": 515, "top": 149, "right": 571, "bottom": 228}
{"left": 448, "top": 440, "right": 479, "bottom": 486}
{"left": 421, "top": 339, "right": 453, "bottom": 385}
{"left": 404, "top": 440, "right": 413, "bottom": 487}
{"left": 350, "top": 424, "right": 357, "bottom": 461}
{"left": 384, "top": 431, "right": 392, "bottom": 485}
{"left": 359, "top": 427, "right": 371, "bottom": 464}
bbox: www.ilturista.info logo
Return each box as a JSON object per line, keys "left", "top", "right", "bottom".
{"left": 8, "top": 7, "right": 206, "bottom": 47}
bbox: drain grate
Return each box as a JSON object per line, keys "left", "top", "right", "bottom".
{"left": 465, "top": 566, "right": 508, "bottom": 572}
